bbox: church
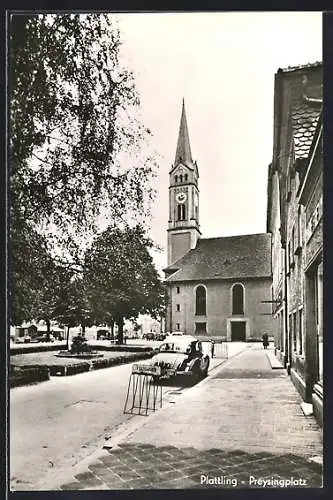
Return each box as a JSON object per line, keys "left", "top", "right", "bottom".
{"left": 163, "top": 101, "right": 274, "bottom": 342}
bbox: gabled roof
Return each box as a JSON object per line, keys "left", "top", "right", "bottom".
{"left": 174, "top": 99, "right": 193, "bottom": 167}
{"left": 165, "top": 233, "right": 271, "bottom": 282}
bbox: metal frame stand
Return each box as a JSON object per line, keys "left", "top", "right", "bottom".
{"left": 215, "top": 342, "right": 228, "bottom": 359}
{"left": 123, "top": 372, "right": 162, "bottom": 416}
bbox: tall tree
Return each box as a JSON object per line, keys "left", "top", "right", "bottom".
{"left": 84, "top": 225, "right": 167, "bottom": 344}
{"left": 9, "top": 14, "right": 157, "bottom": 323}
{"left": 10, "top": 14, "right": 156, "bottom": 237}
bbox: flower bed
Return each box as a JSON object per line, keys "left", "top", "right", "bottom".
{"left": 10, "top": 350, "right": 153, "bottom": 385}
{"left": 56, "top": 351, "right": 104, "bottom": 359}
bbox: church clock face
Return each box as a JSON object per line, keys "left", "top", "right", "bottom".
{"left": 176, "top": 192, "right": 187, "bottom": 203}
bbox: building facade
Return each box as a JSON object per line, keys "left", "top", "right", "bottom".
{"left": 267, "top": 62, "right": 323, "bottom": 425}
{"left": 165, "top": 101, "right": 274, "bottom": 341}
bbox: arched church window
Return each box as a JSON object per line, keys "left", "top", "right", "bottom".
{"left": 196, "top": 286, "right": 206, "bottom": 315}
{"left": 232, "top": 284, "right": 244, "bottom": 314}
{"left": 175, "top": 175, "right": 178, "bottom": 183}
{"left": 180, "top": 174, "right": 183, "bottom": 182}
{"left": 177, "top": 204, "right": 186, "bottom": 221}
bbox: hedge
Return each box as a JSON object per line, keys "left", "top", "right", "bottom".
{"left": 10, "top": 343, "right": 153, "bottom": 356}
{"left": 10, "top": 350, "right": 154, "bottom": 386}
{"left": 89, "top": 344, "right": 153, "bottom": 353}
{"left": 10, "top": 343, "right": 67, "bottom": 355}
{"left": 11, "top": 364, "right": 50, "bottom": 388}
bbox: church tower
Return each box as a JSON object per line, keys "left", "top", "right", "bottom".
{"left": 167, "top": 100, "right": 201, "bottom": 266}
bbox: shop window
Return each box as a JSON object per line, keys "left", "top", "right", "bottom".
{"left": 195, "top": 286, "right": 206, "bottom": 315}
{"left": 232, "top": 284, "right": 244, "bottom": 315}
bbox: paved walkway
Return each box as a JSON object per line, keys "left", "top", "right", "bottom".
{"left": 57, "top": 344, "right": 323, "bottom": 490}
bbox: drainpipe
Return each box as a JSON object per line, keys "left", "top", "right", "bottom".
{"left": 169, "top": 284, "right": 172, "bottom": 333}
{"left": 301, "top": 77, "right": 323, "bottom": 106}
{"left": 302, "top": 94, "right": 322, "bottom": 105}
{"left": 283, "top": 245, "right": 290, "bottom": 371}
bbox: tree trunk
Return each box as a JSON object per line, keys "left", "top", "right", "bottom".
{"left": 110, "top": 320, "right": 114, "bottom": 340}
{"left": 82, "top": 323, "right": 86, "bottom": 337}
{"left": 117, "top": 317, "right": 124, "bottom": 345}
{"left": 46, "top": 318, "right": 51, "bottom": 340}
{"left": 66, "top": 325, "right": 70, "bottom": 351}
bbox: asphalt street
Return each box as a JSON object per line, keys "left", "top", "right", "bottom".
{"left": 10, "top": 361, "right": 139, "bottom": 490}
{"left": 10, "top": 342, "right": 230, "bottom": 491}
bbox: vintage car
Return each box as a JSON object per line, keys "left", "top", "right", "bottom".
{"left": 31, "top": 333, "right": 55, "bottom": 343}
{"left": 150, "top": 335, "right": 210, "bottom": 381}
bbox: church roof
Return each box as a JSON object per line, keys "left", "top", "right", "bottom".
{"left": 174, "top": 99, "right": 193, "bottom": 166}
{"left": 165, "top": 233, "right": 272, "bottom": 282}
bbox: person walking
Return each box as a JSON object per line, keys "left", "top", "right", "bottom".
{"left": 211, "top": 340, "right": 215, "bottom": 358}
{"left": 262, "top": 333, "right": 269, "bottom": 350}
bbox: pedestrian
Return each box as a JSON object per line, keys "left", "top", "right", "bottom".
{"left": 262, "top": 333, "right": 269, "bottom": 349}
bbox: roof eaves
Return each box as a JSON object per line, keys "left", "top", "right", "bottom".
{"left": 166, "top": 273, "right": 272, "bottom": 283}
{"left": 277, "top": 61, "right": 322, "bottom": 74}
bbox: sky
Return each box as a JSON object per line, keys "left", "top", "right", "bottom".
{"left": 116, "top": 12, "right": 322, "bottom": 272}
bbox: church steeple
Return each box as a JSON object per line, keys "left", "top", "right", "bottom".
{"left": 174, "top": 99, "right": 193, "bottom": 166}
{"left": 167, "top": 100, "right": 201, "bottom": 266}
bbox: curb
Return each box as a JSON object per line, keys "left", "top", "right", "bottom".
{"left": 103, "top": 343, "right": 251, "bottom": 448}
{"left": 265, "top": 350, "right": 284, "bottom": 369}
{"left": 38, "top": 343, "right": 252, "bottom": 489}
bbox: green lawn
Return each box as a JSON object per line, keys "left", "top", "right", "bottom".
{"left": 11, "top": 350, "right": 136, "bottom": 367}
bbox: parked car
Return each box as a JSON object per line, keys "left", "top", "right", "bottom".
{"left": 31, "top": 333, "right": 55, "bottom": 343}
{"left": 15, "top": 335, "right": 31, "bottom": 344}
{"left": 149, "top": 335, "right": 210, "bottom": 382}
{"left": 97, "top": 329, "right": 110, "bottom": 340}
{"left": 143, "top": 332, "right": 155, "bottom": 340}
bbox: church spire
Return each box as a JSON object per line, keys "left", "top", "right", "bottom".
{"left": 174, "top": 99, "right": 193, "bottom": 166}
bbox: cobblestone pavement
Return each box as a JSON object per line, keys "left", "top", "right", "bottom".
{"left": 57, "top": 345, "right": 323, "bottom": 490}
{"left": 60, "top": 443, "right": 322, "bottom": 490}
